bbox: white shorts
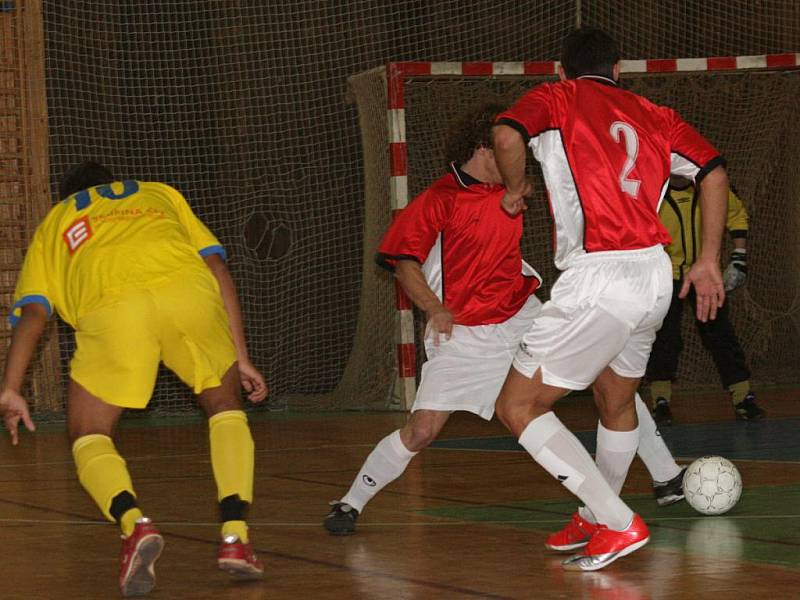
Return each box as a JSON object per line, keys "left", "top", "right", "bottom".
{"left": 413, "top": 295, "right": 542, "bottom": 420}
{"left": 513, "top": 245, "right": 672, "bottom": 390}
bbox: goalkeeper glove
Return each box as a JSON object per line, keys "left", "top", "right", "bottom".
{"left": 723, "top": 249, "right": 747, "bottom": 292}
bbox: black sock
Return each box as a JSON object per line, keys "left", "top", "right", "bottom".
{"left": 219, "top": 494, "right": 249, "bottom": 522}
{"left": 110, "top": 491, "right": 138, "bottom": 523}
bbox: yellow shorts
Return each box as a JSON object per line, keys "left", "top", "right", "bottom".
{"left": 70, "top": 266, "right": 237, "bottom": 409}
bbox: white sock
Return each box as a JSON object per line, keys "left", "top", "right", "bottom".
{"left": 518, "top": 412, "right": 633, "bottom": 531}
{"left": 579, "top": 421, "right": 639, "bottom": 524}
{"left": 596, "top": 421, "right": 640, "bottom": 494}
{"left": 341, "top": 430, "right": 417, "bottom": 513}
{"left": 635, "top": 393, "right": 681, "bottom": 483}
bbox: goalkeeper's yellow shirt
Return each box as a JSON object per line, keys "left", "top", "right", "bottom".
{"left": 659, "top": 184, "right": 749, "bottom": 280}
{"left": 10, "top": 180, "right": 225, "bottom": 328}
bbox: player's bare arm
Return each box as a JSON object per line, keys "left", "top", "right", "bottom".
{"left": 203, "top": 254, "right": 268, "bottom": 402}
{"left": 680, "top": 166, "right": 729, "bottom": 322}
{"left": 493, "top": 124, "right": 531, "bottom": 215}
{"left": 395, "top": 259, "right": 453, "bottom": 346}
{"left": 0, "top": 303, "right": 46, "bottom": 444}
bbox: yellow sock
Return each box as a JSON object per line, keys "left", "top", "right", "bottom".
{"left": 120, "top": 508, "right": 144, "bottom": 537}
{"left": 222, "top": 520, "right": 249, "bottom": 543}
{"left": 209, "top": 411, "right": 254, "bottom": 540}
{"left": 650, "top": 380, "right": 672, "bottom": 404}
{"left": 728, "top": 381, "right": 750, "bottom": 405}
{"left": 72, "top": 434, "right": 138, "bottom": 533}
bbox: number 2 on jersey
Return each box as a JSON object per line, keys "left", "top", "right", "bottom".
{"left": 609, "top": 121, "right": 641, "bottom": 198}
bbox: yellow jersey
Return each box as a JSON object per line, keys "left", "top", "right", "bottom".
{"left": 659, "top": 185, "right": 748, "bottom": 280}
{"left": 10, "top": 181, "right": 224, "bottom": 328}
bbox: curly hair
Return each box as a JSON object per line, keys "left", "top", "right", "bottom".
{"left": 443, "top": 102, "right": 506, "bottom": 167}
{"left": 58, "top": 161, "right": 116, "bottom": 200}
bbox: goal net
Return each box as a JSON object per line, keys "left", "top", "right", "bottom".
{"left": 348, "top": 58, "right": 800, "bottom": 404}
{"left": 2, "top": 0, "right": 798, "bottom": 418}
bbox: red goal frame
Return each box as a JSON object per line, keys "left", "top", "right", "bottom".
{"left": 384, "top": 53, "right": 800, "bottom": 408}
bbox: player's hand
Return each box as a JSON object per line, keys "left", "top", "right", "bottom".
{"left": 425, "top": 307, "right": 454, "bottom": 347}
{"left": 723, "top": 249, "right": 747, "bottom": 292}
{"left": 500, "top": 181, "right": 533, "bottom": 216}
{"left": 680, "top": 257, "right": 725, "bottom": 322}
{"left": 238, "top": 360, "right": 268, "bottom": 403}
{"left": 0, "top": 388, "right": 36, "bottom": 446}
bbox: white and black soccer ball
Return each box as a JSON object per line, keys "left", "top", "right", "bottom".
{"left": 683, "top": 456, "right": 742, "bottom": 515}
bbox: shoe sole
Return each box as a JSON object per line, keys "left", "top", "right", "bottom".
{"left": 656, "top": 493, "right": 684, "bottom": 507}
{"left": 545, "top": 540, "right": 589, "bottom": 552}
{"left": 218, "top": 558, "right": 264, "bottom": 580}
{"left": 323, "top": 518, "right": 357, "bottom": 536}
{"left": 325, "top": 527, "right": 356, "bottom": 536}
{"left": 121, "top": 534, "right": 165, "bottom": 597}
{"left": 562, "top": 536, "right": 649, "bottom": 572}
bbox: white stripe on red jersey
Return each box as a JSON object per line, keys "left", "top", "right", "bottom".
{"left": 498, "top": 75, "right": 723, "bottom": 269}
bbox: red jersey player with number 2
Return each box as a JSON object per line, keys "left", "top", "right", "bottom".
{"left": 492, "top": 27, "right": 729, "bottom": 571}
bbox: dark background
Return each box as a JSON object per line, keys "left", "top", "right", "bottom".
{"left": 41, "top": 1, "right": 800, "bottom": 411}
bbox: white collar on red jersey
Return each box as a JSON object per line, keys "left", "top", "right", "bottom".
{"left": 449, "top": 161, "right": 483, "bottom": 188}
{"left": 576, "top": 74, "right": 618, "bottom": 87}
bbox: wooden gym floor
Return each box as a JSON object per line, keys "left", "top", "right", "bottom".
{"left": 0, "top": 389, "right": 797, "bottom": 599}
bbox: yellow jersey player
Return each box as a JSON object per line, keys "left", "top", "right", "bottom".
{"left": 646, "top": 174, "right": 765, "bottom": 423}
{"left": 0, "top": 162, "right": 267, "bottom": 596}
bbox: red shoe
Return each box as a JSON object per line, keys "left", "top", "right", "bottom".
{"left": 545, "top": 512, "right": 600, "bottom": 552}
{"left": 562, "top": 513, "right": 650, "bottom": 571}
{"left": 217, "top": 536, "right": 264, "bottom": 580}
{"left": 119, "top": 518, "right": 164, "bottom": 597}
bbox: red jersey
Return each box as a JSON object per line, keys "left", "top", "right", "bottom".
{"left": 498, "top": 75, "right": 723, "bottom": 269}
{"left": 376, "top": 163, "right": 541, "bottom": 326}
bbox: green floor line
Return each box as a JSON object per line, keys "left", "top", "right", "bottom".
{"left": 417, "top": 484, "right": 800, "bottom": 569}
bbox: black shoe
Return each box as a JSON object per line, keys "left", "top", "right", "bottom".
{"left": 653, "top": 467, "right": 686, "bottom": 507}
{"left": 652, "top": 398, "right": 673, "bottom": 426}
{"left": 324, "top": 501, "right": 359, "bottom": 535}
{"left": 734, "top": 392, "right": 766, "bottom": 421}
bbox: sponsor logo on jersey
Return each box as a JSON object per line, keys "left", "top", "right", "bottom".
{"left": 63, "top": 216, "right": 93, "bottom": 254}
{"left": 362, "top": 474, "right": 377, "bottom": 487}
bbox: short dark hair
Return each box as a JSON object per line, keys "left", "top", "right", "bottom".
{"left": 560, "top": 27, "right": 620, "bottom": 79}
{"left": 58, "top": 161, "right": 116, "bottom": 200}
{"left": 444, "top": 102, "right": 506, "bottom": 167}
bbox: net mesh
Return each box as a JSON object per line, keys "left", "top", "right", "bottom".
{"left": 351, "top": 68, "right": 800, "bottom": 389}
{"left": 32, "top": 0, "right": 579, "bottom": 416}
{"left": 0, "top": 1, "right": 798, "bottom": 416}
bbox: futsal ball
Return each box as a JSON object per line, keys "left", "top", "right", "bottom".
{"left": 683, "top": 456, "right": 742, "bottom": 515}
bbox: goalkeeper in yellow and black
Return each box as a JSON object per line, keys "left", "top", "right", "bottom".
{"left": 645, "top": 174, "right": 765, "bottom": 425}
{"left": 0, "top": 162, "right": 267, "bottom": 596}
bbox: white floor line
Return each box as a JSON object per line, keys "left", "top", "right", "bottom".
{"left": 0, "top": 514, "right": 797, "bottom": 527}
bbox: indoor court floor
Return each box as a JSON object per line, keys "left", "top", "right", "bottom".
{"left": 0, "top": 389, "right": 797, "bottom": 599}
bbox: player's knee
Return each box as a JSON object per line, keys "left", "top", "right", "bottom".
{"left": 198, "top": 388, "right": 242, "bottom": 417}
{"left": 404, "top": 420, "right": 439, "bottom": 451}
{"left": 68, "top": 422, "right": 113, "bottom": 443}
{"left": 596, "top": 396, "right": 635, "bottom": 424}
{"left": 495, "top": 396, "right": 527, "bottom": 435}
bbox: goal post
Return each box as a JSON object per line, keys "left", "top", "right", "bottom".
{"left": 348, "top": 53, "right": 800, "bottom": 407}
